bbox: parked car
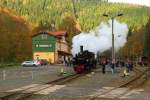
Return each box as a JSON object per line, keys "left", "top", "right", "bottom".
{"left": 21, "top": 61, "right": 40, "bottom": 67}
{"left": 38, "top": 59, "right": 48, "bottom": 65}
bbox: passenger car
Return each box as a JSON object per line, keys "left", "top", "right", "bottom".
{"left": 21, "top": 61, "right": 40, "bottom": 67}
{"left": 38, "top": 59, "right": 48, "bottom": 65}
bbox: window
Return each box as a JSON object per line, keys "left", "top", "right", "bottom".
{"left": 61, "top": 36, "right": 66, "bottom": 42}
{"left": 41, "top": 34, "right": 47, "bottom": 39}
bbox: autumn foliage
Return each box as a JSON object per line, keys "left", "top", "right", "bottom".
{"left": 0, "top": 7, "right": 32, "bottom": 62}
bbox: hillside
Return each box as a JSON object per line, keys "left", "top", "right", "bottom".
{"left": 1, "top": 0, "right": 150, "bottom": 31}
{"left": 0, "top": 7, "right": 32, "bottom": 62}
{"left": 0, "top": 0, "right": 150, "bottom": 60}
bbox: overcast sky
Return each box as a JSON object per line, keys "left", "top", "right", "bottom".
{"left": 108, "top": 0, "right": 150, "bottom": 7}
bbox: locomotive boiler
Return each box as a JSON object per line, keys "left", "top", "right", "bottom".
{"left": 73, "top": 46, "right": 97, "bottom": 74}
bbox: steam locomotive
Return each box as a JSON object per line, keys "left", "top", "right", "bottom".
{"left": 72, "top": 46, "right": 97, "bottom": 74}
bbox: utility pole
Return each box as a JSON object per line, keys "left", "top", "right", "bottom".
{"left": 112, "top": 17, "right": 115, "bottom": 63}
{"left": 103, "top": 13, "right": 123, "bottom": 65}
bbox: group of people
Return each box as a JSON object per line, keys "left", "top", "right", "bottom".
{"left": 64, "top": 55, "right": 135, "bottom": 77}
{"left": 101, "top": 58, "right": 115, "bottom": 74}
{"left": 64, "top": 57, "right": 72, "bottom": 67}
{"left": 100, "top": 58, "right": 134, "bottom": 77}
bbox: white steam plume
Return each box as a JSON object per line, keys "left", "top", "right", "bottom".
{"left": 71, "top": 19, "right": 128, "bottom": 56}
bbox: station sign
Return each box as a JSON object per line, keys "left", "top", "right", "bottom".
{"left": 35, "top": 44, "right": 52, "bottom": 48}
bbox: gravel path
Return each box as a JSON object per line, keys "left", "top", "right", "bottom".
{"left": 26, "top": 66, "right": 138, "bottom": 100}
{"left": 1, "top": 65, "right": 149, "bottom": 100}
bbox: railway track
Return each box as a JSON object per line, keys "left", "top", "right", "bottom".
{"left": 87, "top": 67, "right": 150, "bottom": 100}
{"left": 0, "top": 73, "right": 83, "bottom": 100}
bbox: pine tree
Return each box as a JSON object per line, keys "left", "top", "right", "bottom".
{"left": 127, "top": 28, "right": 132, "bottom": 40}
{"left": 144, "top": 18, "right": 150, "bottom": 58}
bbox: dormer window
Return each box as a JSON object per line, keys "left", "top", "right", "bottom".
{"left": 41, "top": 34, "right": 47, "bottom": 40}
{"left": 62, "top": 36, "right": 66, "bottom": 42}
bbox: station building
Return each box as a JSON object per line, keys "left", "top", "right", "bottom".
{"left": 32, "top": 31, "right": 71, "bottom": 64}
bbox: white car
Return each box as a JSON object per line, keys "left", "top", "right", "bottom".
{"left": 21, "top": 61, "right": 40, "bottom": 67}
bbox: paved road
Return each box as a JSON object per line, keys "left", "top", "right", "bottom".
{"left": 0, "top": 65, "right": 74, "bottom": 92}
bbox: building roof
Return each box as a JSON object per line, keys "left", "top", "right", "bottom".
{"left": 48, "top": 31, "right": 66, "bottom": 36}
{"left": 32, "top": 31, "right": 67, "bottom": 37}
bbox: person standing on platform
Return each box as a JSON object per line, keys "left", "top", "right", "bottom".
{"left": 111, "top": 59, "right": 115, "bottom": 74}
{"left": 128, "top": 59, "right": 133, "bottom": 71}
{"left": 102, "top": 58, "right": 107, "bottom": 74}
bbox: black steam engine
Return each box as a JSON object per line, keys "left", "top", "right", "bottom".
{"left": 73, "top": 46, "right": 97, "bottom": 74}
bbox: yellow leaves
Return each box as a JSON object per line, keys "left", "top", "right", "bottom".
{"left": 0, "top": 8, "right": 33, "bottom": 61}
{"left": 22, "top": 0, "right": 29, "bottom": 5}
{"left": 21, "top": 15, "right": 28, "bottom": 20}
{"left": 61, "top": 12, "right": 72, "bottom": 20}
{"left": 0, "top": 7, "right": 10, "bottom": 13}
{"left": 11, "top": 0, "right": 16, "bottom": 3}
{"left": 75, "top": 18, "right": 82, "bottom": 32}
{"left": 122, "top": 28, "right": 145, "bottom": 57}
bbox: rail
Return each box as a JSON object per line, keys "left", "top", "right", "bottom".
{"left": 87, "top": 67, "right": 150, "bottom": 100}
{"left": 0, "top": 73, "right": 82, "bottom": 100}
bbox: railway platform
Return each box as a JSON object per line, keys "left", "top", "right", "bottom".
{"left": 0, "top": 65, "right": 74, "bottom": 92}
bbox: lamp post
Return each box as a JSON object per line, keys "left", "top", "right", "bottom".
{"left": 103, "top": 13, "right": 123, "bottom": 65}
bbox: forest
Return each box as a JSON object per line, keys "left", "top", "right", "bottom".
{"left": 0, "top": 0, "right": 150, "bottom": 62}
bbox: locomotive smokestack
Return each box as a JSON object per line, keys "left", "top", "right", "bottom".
{"left": 80, "top": 45, "right": 83, "bottom": 53}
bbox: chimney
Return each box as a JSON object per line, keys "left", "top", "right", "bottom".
{"left": 80, "top": 45, "right": 83, "bottom": 53}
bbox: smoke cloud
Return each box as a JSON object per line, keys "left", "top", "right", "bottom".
{"left": 71, "top": 19, "right": 128, "bottom": 56}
